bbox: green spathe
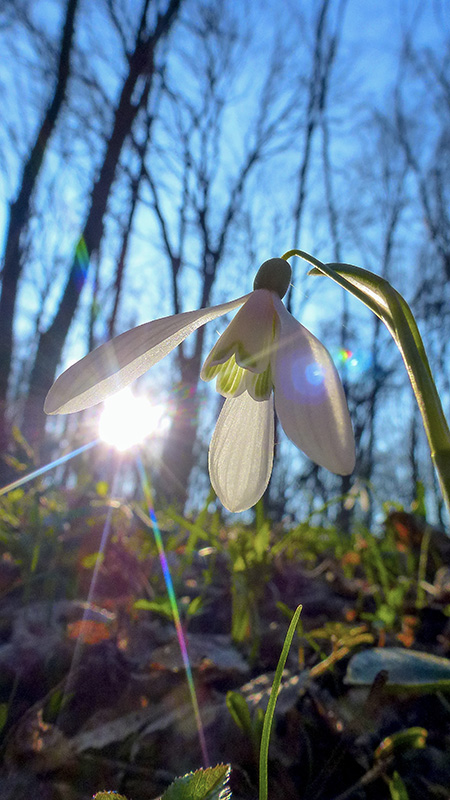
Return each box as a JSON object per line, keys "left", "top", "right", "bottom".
{"left": 253, "top": 258, "right": 291, "bottom": 298}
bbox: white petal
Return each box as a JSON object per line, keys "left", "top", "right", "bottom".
{"left": 272, "top": 295, "right": 355, "bottom": 474}
{"left": 209, "top": 392, "right": 274, "bottom": 512}
{"left": 201, "top": 289, "right": 277, "bottom": 376}
{"left": 45, "top": 294, "right": 251, "bottom": 414}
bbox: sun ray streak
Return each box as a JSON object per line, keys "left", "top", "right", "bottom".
{"left": 0, "top": 439, "right": 99, "bottom": 497}
{"left": 136, "top": 455, "right": 210, "bottom": 768}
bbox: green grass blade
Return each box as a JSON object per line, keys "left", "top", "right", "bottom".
{"left": 259, "top": 604, "right": 302, "bottom": 800}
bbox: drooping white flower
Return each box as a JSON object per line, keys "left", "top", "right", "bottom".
{"left": 45, "top": 258, "right": 355, "bottom": 512}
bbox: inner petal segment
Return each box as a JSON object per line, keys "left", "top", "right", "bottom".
{"left": 201, "top": 289, "right": 279, "bottom": 376}
{"left": 245, "top": 363, "right": 273, "bottom": 400}
{"left": 202, "top": 355, "right": 246, "bottom": 398}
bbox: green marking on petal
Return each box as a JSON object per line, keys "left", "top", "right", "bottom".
{"left": 202, "top": 355, "right": 246, "bottom": 397}
{"left": 216, "top": 356, "right": 246, "bottom": 397}
{"left": 246, "top": 363, "right": 273, "bottom": 400}
{"left": 202, "top": 362, "right": 222, "bottom": 382}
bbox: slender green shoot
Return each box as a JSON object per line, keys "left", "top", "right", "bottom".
{"left": 259, "top": 604, "right": 302, "bottom": 800}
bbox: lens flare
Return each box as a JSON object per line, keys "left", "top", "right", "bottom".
{"left": 73, "top": 237, "right": 89, "bottom": 291}
{"left": 99, "top": 388, "right": 169, "bottom": 451}
{"left": 337, "top": 348, "right": 353, "bottom": 363}
{"left": 136, "top": 457, "right": 209, "bottom": 767}
{"left": 285, "top": 353, "right": 327, "bottom": 403}
{"left": 333, "top": 347, "right": 373, "bottom": 380}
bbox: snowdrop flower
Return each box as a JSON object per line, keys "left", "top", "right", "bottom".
{"left": 45, "top": 258, "right": 355, "bottom": 512}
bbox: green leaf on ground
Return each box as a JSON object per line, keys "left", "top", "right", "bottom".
{"left": 93, "top": 793, "right": 128, "bottom": 800}
{"left": 161, "top": 764, "right": 231, "bottom": 800}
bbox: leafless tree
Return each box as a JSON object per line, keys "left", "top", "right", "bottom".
{"left": 0, "top": 0, "right": 79, "bottom": 460}
{"left": 21, "top": 0, "right": 184, "bottom": 449}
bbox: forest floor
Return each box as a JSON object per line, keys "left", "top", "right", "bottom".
{"left": 0, "top": 480, "right": 450, "bottom": 800}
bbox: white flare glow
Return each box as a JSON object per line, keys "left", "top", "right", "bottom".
{"left": 99, "top": 388, "right": 168, "bottom": 451}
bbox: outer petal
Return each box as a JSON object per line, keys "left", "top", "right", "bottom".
{"left": 272, "top": 295, "right": 355, "bottom": 474}
{"left": 45, "top": 294, "right": 251, "bottom": 414}
{"left": 209, "top": 392, "right": 274, "bottom": 512}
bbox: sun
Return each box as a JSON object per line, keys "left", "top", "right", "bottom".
{"left": 99, "top": 387, "right": 169, "bottom": 451}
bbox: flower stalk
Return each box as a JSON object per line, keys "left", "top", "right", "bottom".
{"left": 283, "top": 249, "right": 450, "bottom": 516}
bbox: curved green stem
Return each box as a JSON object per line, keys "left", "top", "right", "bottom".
{"left": 282, "top": 249, "right": 386, "bottom": 316}
{"left": 282, "top": 249, "right": 450, "bottom": 517}
{"left": 259, "top": 604, "right": 302, "bottom": 800}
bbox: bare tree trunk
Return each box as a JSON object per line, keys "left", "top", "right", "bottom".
{"left": 157, "top": 247, "right": 217, "bottom": 507}
{"left": 156, "top": 357, "right": 202, "bottom": 507}
{"left": 21, "top": 0, "right": 183, "bottom": 450}
{"left": 0, "top": 0, "right": 79, "bottom": 457}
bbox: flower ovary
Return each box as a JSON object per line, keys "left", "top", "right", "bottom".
{"left": 253, "top": 258, "right": 292, "bottom": 299}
